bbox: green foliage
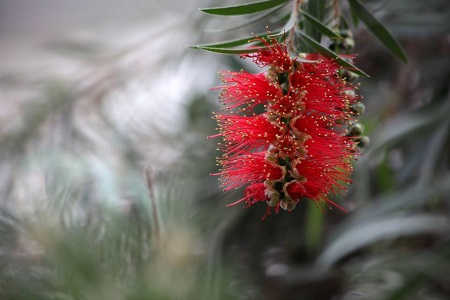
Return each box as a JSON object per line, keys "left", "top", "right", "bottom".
{"left": 304, "top": 0, "right": 327, "bottom": 41}
{"left": 196, "top": 0, "right": 409, "bottom": 76}
{"left": 192, "top": 46, "right": 262, "bottom": 55}
{"left": 296, "top": 31, "right": 369, "bottom": 77}
{"left": 199, "top": 0, "right": 291, "bottom": 16}
{"left": 193, "top": 33, "right": 273, "bottom": 48}
{"left": 317, "top": 214, "right": 450, "bottom": 269}
{"left": 348, "top": 0, "right": 408, "bottom": 63}
{"left": 300, "top": 9, "right": 341, "bottom": 40}
{"left": 0, "top": 80, "right": 240, "bottom": 300}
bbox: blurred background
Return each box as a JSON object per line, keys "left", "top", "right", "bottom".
{"left": 0, "top": 0, "right": 449, "bottom": 299}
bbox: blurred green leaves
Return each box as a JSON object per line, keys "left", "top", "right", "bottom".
{"left": 317, "top": 214, "right": 450, "bottom": 269}
{"left": 0, "top": 79, "right": 241, "bottom": 300}
{"left": 348, "top": 0, "right": 408, "bottom": 63}
{"left": 369, "top": 100, "right": 450, "bottom": 153}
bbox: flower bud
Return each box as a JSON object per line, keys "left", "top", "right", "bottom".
{"left": 351, "top": 103, "right": 365, "bottom": 116}
{"left": 328, "top": 29, "right": 355, "bottom": 52}
{"left": 338, "top": 69, "right": 360, "bottom": 82}
{"left": 279, "top": 198, "right": 297, "bottom": 211}
{"left": 357, "top": 136, "right": 370, "bottom": 148}
{"left": 343, "top": 89, "right": 356, "bottom": 98}
{"left": 339, "top": 29, "right": 352, "bottom": 39}
{"left": 342, "top": 37, "right": 355, "bottom": 51}
{"left": 348, "top": 123, "right": 364, "bottom": 136}
{"left": 266, "top": 189, "right": 280, "bottom": 207}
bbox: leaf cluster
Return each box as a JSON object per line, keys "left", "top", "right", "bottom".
{"left": 195, "top": 0, "right": 408, "bottom": 77}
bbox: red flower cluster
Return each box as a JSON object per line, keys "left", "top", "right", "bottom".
{"left": 210, "top": 37, "right": 360, "bottom": 217}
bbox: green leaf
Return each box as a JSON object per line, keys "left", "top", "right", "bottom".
{"left": 193, "top": 33, "right": 273, "bottom": 49}
{"left": 331, "top": 174, "right": 450, "bottom": 242}
{"left": 369, "top": 100, "right": 450, "bottom": 153}
{"left": 351, "top": 7, "right": 359, "bottom": 27}
{"left": 317, "top": 214, "right": 450, "bottom": 269}
{"left": 205, "top": 7, "right": 284, "bottom": 32}
{"left": 199, "top": 0, "right": 291, "bottom": 16}
{"left": 305, "top": 0, "right": 326, "bottom": 41}
{"left": 296, "top": 31, "right": 369, "bottom": 77}
{"left": 300, "top": 9, "right": 341, "bottom": 40}
{"left": 376, "top": 153, "right": 395, "bottom": 192}
{"left": 192, "top": 46, "right": 262, "bottom": 55}
{"left": 348, "top": 0, "right": 408, "bottom": 63}
{"left": 307, "top": 0, "right": 326, "bottom": 21}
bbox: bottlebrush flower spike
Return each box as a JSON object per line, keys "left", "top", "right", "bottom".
{"left": 209, "top": 36, "right": 361, "bottom": 218}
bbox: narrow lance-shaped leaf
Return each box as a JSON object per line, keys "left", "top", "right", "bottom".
{"left": 348, "top": 0, "right": 408, "bottom": 63}
{"left": 296, "top": 31, "right": 369, "bottom": 77}
{"left": 305, "top": 0, "right": 326, "bottom": 41}
{"left": 192, "top": 46, "right": 263, "bottom": 55}
{"left": 351, "top": 8, "right": 359, "bottom": 27}
{"left": 300, "top": 9, "right": 341, "bottom": 40}
{"left": 205, "top": 7, "right": 284, "bottom": 32}
{"left": 316, "top": 214, "right": 450, "bottom": 269}
{"left": 200, "top": 0, "right": 290, "bottom": 16}
{"left": 193, "top": 33, "right": 276, "bottom": 49}
{"left": 307, "top": 0, "right": 326, "bottom": 21}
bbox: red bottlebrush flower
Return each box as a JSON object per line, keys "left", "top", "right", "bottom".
{"left": 212, "top": 114, "right": 283, "bottom": 155}
{"left": 241, "top": 36, "right": 292, "bottom": 73}
{"left": 214, "top": 71, "right": 280, "bottom": 112}
{"left": 210, "top": 37, "right": 361, "bottom": 217}
{"left": 212, "top": 152, "right": 285, "bottom": 191}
